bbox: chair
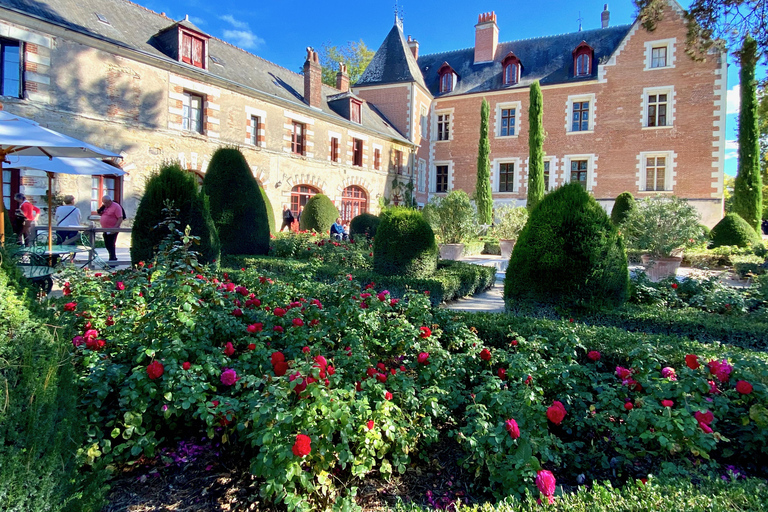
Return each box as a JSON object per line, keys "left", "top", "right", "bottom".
{"left": 80, "top": 232, "right": 112, "bottom": 270}
{"left": 34, "top": 232, "right": 61, "bottom": 247}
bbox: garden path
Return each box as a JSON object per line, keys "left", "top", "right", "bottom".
{"left": 443, "top": 254, "right": 506, "bottom": 313}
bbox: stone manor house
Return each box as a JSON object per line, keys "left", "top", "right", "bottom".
{"left": 0, "top": 0, "right": 725, "bottom": 228}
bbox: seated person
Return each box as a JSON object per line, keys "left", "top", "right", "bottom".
{"left": 330, "top": 217, "right": 344, "bottom": 240}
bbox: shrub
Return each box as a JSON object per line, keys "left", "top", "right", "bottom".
{"left": 260, "top": 185, "right": 275, "bottom": 234}
{"left": 299, "top": 194, "right": 339, "bottom": 233}
{"left": 130, "top": 162, "right": 220, "bottom": 265}
{"left": 423, "top": 190, "right": 476, "bottom": 244}
{"left": 623, "top": 196, "right": 703, "bottom": 257}
{"left": 490, "top": 205, "right": 528, "bottom": 241}
{"left": 611, "top": 191, "right": 636, "bottom": 225}
{"left": 349, "top": 212, "right": 380, "bottom": 239}
{"left": 373, "top": 207, "right": 438, "bottom": 278}
{"left": 202, "top": 147, "right": 270, "bottom": 255}
{"left": 504, "top": 182, "right": 629, "bottom": 310}
{"left": 709, "top": 213, "right": 762, "bottom": 248}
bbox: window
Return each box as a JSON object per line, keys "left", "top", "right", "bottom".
{"left": 418, "top": 159, "right": 426, "bottom": 193}
{"left": 647, "top": 93, "right": 668, "bottom": 127}
{"left": 504, "top": 63, "right": 518, "bottom": 85}
{"left": 374, "top": 148, "right": 381, "bottom": 170}
{"left": 570, "top": 160, "right": 588, "bottom": 188}
{"left": 341, "top": 186, "right": 367, "bottom": 224}
{"left": 2, "top": 168, "right": 20, "bottom": 212}
{"left": 420, "top": 106, "right": 428, "bottom": 137}
{"left": 435, "top": 165, "right": 448, "bottom": 193}
{"left": 290, "top": 185, "right": 318, "bottom": 216}
{"left": 572, "top": 42, "right": 593, "bottom": 77}
{"left": 1, "top": 39, "right": 22, "bottom": 98}
{"left": 651, "top": 46, "right": 667, "bottom": 68}
{"left": 395, "top": 150, "right": 404, "bottom": 174}
{"left": 572, "top": 101, "right": 590, "bottom": 132}
{"left": 543, "top": 161, "right": 551, "bottom": 191}
{"left": 182, "top": 92, "right": 204, "bottom": 133}
{"left": 440, "top": 72, "right": 453, "bottom": 93}
{"left": 499, "top": 163, "right": 515, "bottom": 192}
{"left": 351, "top": 100, "right": 362, "bottom": 124}
{"left": 292, "top": 121, "right": 305, "bottom": 155}
{"left": 330, "top": 137, "right": 340, "bottom": 162}
{"left": 644, "top": 156, "right": 667, "bottom": 191}
{"left": 250, "top": 115, "right": 261, "bottom": 146}
{"left": 353, "top": 138, "right": 363, "bottom": 167}
{"left": 500, "top": 108, "right": 516, "bottom": 136}
{"left": 91, "top": 175, "right": 122, "bottom": 214}
{"left": 576, "top": 54, "right": 590, "bottom": 76}
{"left": 437, "top": 113, "right": 450, "bottom": 141}
{"left": 181, "top": 32, "right": 205, "bottom": 69}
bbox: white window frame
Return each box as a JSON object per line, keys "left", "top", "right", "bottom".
{"left": 492, "top": 157, "right": 522, "bottom": 193}
{"left": 418, "top": 158, "right": 426, "bottom": 193}
{"left": 565, "top": 93, "right": 596, "bottom": 134}
{"left": 245, "top": 106, "right": 267, "bottom": 147}
{"left": 434, "top": 108, "right": 454, "bottom": 142}
{"left": 431, "top": 160, "right": 453, "bottom": 194}
{"left": 637, "top": 151, "right": 676, "bottom": 192}
{"left": 182, "top": 91, "right": 204, "bottom": 134}
{"left": 543, "top": 156, "right": 556, "bottom": 191}
{"left": 495, "top": 101, "right": 522, "bottom": 139}
{"left": 642, "top": 86, "right": 675, "bottom": 129}
{"left": 563, "top": 154, "right": 597, "bottom": 191}
{"left": 644, "top": 38, "right": 676, "bottom": 71}
{"left": 419, "top": 104, "right": 428, "bottom": 138}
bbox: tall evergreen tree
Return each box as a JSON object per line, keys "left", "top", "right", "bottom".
{"left": 476, "top": 98, "right": 493, "bottom": 226}
{"left": 733, "top": 36, "right": 762, "bottom": 232}
{"left": 527, "top": 80, "right": 545, "bottom": 212}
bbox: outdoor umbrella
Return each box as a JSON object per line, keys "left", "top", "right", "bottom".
{"left": 4, "top": 155, "right": 127, "bottom": 251}
{"left": 0, "top": 107, "right": 121, "bottom": 247}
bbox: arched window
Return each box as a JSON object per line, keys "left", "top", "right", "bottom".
{"left": 572, "top": 41, "right": 593, "bottom": 77}
{"left": 437, "top": 62, "right": 456, "bottom": 93}
{"left": 290, "top": 185, "right": 318, "bottom": 217}
{"left": 341, "top": 186, "right": 367, "bottom": 224}
{"left": 501, "top": 52, "right": 521, "bottom": 86}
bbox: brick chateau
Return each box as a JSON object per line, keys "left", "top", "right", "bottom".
{"left": 1, "top": 0, "right": 725, "bottom": 227}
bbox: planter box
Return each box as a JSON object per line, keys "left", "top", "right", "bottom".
{"left": 499, "top": 239, "right": 515, "bottom": 260}
{"left": 439, "top": 243, "right": 464, "bottom": 261}
{"left": 640, "top": 254, "right": 683, "bottom": 282}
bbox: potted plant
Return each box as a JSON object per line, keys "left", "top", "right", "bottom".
{"left": 423, "top": 190, "right": 476, "bottom": 260}
{"left": 622, "top": 195, "right": 704, "bottom": 281}
{"left": 490, "top": 205, "right": 528, "bottom": 259}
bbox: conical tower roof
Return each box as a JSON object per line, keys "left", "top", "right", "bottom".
{"left": 355, "top": 22, "right": 426, "bottom": 89}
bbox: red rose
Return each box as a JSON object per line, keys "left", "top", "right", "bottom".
{"left": 390, "top": 299, "right": 400, "bottom": 306}
{"left": 224, "top": 342, "right": 235, "bottom": 357}
{"left": 624, "top": 402, "right": 634, "bottom": 411}
{"left": 376, "top": 373, "right": 387, "bottom": 383}
{"left": 271, "top": 352, "right": 285, "bottom": 365}
{"left": 587, "top": 351, "right": 601, "bottom": 361}
{"left": 182, "top": 361, "right": 191, "bottom": 370}
{"left": 247, "top": 343, "right": 256, "bottom": 351}
{"left": 274, "top": 308, "right": 286, "bottom": 317}
{"left": 292, "top": 434, "right": 312, "bottom": 457}
{"left": 147, "top": 361, "right": 164, "bottom": 380}
{"left": 661, "top": 400, "right": 674, "bottom": 408}
{"left": 480, "top": 348, "right": 491, "bottom": 361}
{"left": 105, "top": 316, "right": 114, "bottom": 326}
{"left": 685, "top": 354, "right": 700, "bottom": 370}
{"left": 736, "top": 380, "right": 753, "bottom": 395}
{"left": 671, "top": 283, "right": 678, "bottom": 289}
{"left": 535, "top": 470, "right": 556, "bottom": 504}
{"left": 419, "top": 326, "right": 432, "bottom": 338}
{"left": 273, "top": 361, "right": 289, "bottom": 376}
{"left": 327, "top": 366, "right": 335, "bottom": 376}
{"left": 85, "top": 338, "right": 105, "bottom": 351}
{"left": 247, "top": 323, "right": 263, "bottom": 333}
{"left": 417, "top": 352, "right": 429, "bottom": 364}
{"left": 292, "top": 318, "right": 305, "bottom": 327}
{"left": 505, "top": 418, "right": 520, "bottom": 439}
{"left": 694, "top": 410, "right": 714, "bottom": 425}
{"left": 232, "top": 308, "right": 243, "bottom": 317}
{"left": 273, "top": 326, "right": 284, "bottom": 333}
{"left": 64, "top": 302, "right": 77, "bottom": 312}
{"left": 302, "top": 346, "right": 310, "bottom": 353}
{"left": 546, "top": 401, "right": 567, "bottom": 425}
{"left": 116, "top": 281, "right": 125, "bottom": 291}
{"left": 497, "top": 368, "right": 507, "bottom": 381}
{"left": 699, "top": 421, "right": 713, "bottom": 434}
{"left": 385, "top": 391, "right": 393, "bottom": 400}
{"left": 367, "top": 420, "right": 375, "bottom": 430}
{"left": 524, "top": 375, "right": 533, "bottom": 385}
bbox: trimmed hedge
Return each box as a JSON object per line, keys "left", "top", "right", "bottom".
{"left": 373, "top": 208, "right": 438, "bottom": 278}
{"left": 299, "top": 194, "right": 339, "bottom": 233}
{"left": 610, "top": 191, "right": 635, "bottom": 225}
{"left": 203, "top": 147, "right": 270, "bottom": 255}
{"left": 349, "top": 213, "right": 380, "bottom": 239}
{"left": 710, "top": 213, "right": 762, "bottom": 248}
{"left": 505, "top": 182, "right": 629, "bottom": 310}
{"left": 462, "top": 239, "right": 485, "bottom": 256}
{"left": 261, "top": 185, "right": 275, "bottom": 234}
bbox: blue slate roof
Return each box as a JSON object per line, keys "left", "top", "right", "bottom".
{"left": 355, "top": 23, "right": 427, "bottom": 90}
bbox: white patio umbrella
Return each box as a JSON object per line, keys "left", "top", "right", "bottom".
{"left": 0, "top": 107, "right": 121, "bottom": 247}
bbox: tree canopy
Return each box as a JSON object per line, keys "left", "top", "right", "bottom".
{"left": 318, "top": 41, "right": 375, "bottom": 87}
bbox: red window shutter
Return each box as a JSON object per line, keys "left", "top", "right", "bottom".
{"left": 192, "top": 37, "right": 204, "bottom": 67}
{"left": 181, "top": 33, "right": 192, "bottom": 64}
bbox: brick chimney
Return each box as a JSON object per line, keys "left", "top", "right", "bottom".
{"left": 474, "top": 12, "right": 498, "bottom": 64}
{"left": 601, "top": 4, "right": 610, "bottom": 28}
{"left": 407, "top": 35, "right": 419, "bottom": 60}
{"left": 303, "top": 47, "right": 322, "bottom": 108}
{"left": 336, "top": 62, "right": 349, "bottom": 92}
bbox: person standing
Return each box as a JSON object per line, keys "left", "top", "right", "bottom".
{"left": 280, "top": 204, "right": 294, "bottom": 232}
{"left": 14, "top": 193, "right": 40, "bottom": 247}
{"left": 54, "top": 195, "right": 82, "bottom": 245}
{"left": 99, "top": 195, "right": 123, "bottom": 261}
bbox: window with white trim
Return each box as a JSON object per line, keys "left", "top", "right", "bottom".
{"left": 640, "top": 151, "right": 673, "bottom": 191}
{"left": 418, "top": 159, "right": 426, "bottom": 193}
{"left": 498, "top": 162, "right": 515, "bottom": 192}
{"left": 437, "top": 113, "right": 451, "bottom": 141}
{"left": 182, "top": 92, "right": 204, "bottom": 133}
{"left": 249, "top": 115, "right": 261, "bottom": 145}
{"left": 564, "top": 154, "right": 595, "bottom": 190}
{"left": 651, "top": 47, "right": 667, "bottom": 68}
{"left": 1, "top": 38, "right": 22, "bottom": 98}
{"left": 420, "top": 105, "right": 428, "bottom": 137}
{"left": 543, "top": 159, "right": 552, "bottom": 191}
{"left": 435, "top": 165, "right": 449, "bottom": 193}
{"left": 644, "top": 39, "right": 675, "bottom": 70}
{"left": 647, "top": 92, "right": 668, "bottom": 127}
{"left": 495, "top": 101, "right": 522, "bottom": 138}
{"left": 566, "top": 94, "right": 595, "bottom": 133}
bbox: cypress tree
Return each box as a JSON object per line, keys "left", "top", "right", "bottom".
{"left": 527, "top": 80, "right": 545, "bottom": 212}
{"left": 476, "top": 98, "right": 493, "bottom": 226}
{"left": 733, "top": 36, "right": 762, "bottom": 232}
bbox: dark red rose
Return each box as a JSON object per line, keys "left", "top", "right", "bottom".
{"left": 147, "top": 361, "right": 164, "bottom": 380}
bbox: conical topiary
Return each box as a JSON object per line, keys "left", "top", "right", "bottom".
{"left": 611, "top": 192, "right": 636, "bottom": 225}
{"left": 260, "top": 185, "right": 275, "bottom": 234}
{"left": 373, "top": 208, "right": 438, "bottom": 277}
{"left": 202, "top": 147, "right": 270, "bottom": 255}
{"left": 130, "top": 162, "right": 220, "bottom": 265}
{"left": 709, "top": 213, "right": 762, "bottom": 248}
{"left": 505, "top": 182, "right": 628, "bottom": 310}
{"left": 299, "top": 194, "right": 339, "bottom": 233}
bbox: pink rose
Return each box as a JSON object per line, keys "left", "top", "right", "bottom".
{"left": 587, "top": 351, "right": 601, "bottom": 361}
{"left": 535, "top": 470, "right": 556, "bottom": 504}
{"left": 505, "top": 418, "right": 520, "bottom": 439}
{"left": 220, "top": 368, "right": 238, "bottom": 386}
{"left": 417, "top": 352, "right": 429, "bottom": 364}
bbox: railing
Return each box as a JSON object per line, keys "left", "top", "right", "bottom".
{"left": 34, "top": 225, "right": 132, "bottom": 268}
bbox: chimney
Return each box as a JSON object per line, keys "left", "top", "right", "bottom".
{"left": 474, "top": 12, "right": 498, "bottom": 64}
{"left": 601, "top": 4, "right": 610, "bottom": 28}
{"left": 407, "top": 35, "right": 419, "bottom": 60}
{"left": 303, "top": 47, "right": 322, "bottom": 108}
{"left": 336, "top": 62, "right": 349, "bottom": 92}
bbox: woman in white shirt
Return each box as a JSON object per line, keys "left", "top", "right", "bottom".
{"left": 54, "top": 195, "right": 82, "bottom": 244}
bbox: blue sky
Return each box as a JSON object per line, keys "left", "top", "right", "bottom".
{"left": 141, "top": 0, "right": 763, "bottom": 175}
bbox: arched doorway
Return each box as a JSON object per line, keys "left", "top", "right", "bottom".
{"left": 341, "top": 186, "right": 367, "bottom": 224}
{"left": 290, "top": 185, "right": 319, "bottom": 218}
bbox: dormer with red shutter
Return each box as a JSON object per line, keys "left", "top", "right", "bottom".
{"left": 152, "top": 15, "right": 210, "bottom": 70}
{"left": 572, "top": 41, "right": 593, "bottom": 77}
{"left": 501, "top": 52, "right": 522, "bottom": 86}
{"left": 437, "top": 62, "right": 457, "bottom": 94}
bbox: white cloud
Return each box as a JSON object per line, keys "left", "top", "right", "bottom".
{"left": 219, "top": 14, "right": 248, "bottom": 30}
{"left": 222, "top": 29, "right": 264, "bottom": 50}
{"left": 726, "top": 84, "right": 740, "bottom": 115}
{"left": 725, "top": 139, "right": 739, "bottom": 160}
{"left": 189, "top": 16, "right": 206, "bottom": 26}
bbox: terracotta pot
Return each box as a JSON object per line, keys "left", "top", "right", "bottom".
{"left": 640, "top": 254, "right": 683, "bottom": 282}
{"left": 499, "top": 239, "right": 515, "bottom": 259}
{"left": 439, "top": 243, "right": 464, "bottom": 261}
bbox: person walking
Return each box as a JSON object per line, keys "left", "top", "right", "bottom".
{"left": 13, "top": 193, "right": 40, "bottom": 247}
{"left": 54, "top": 195, "right": 82, "bottom": 244}
{"left": 99, "top": 195, "right": 123, "bottom": 261}
{"left": 280, "top": 204, "right": 294, "bottom": 232}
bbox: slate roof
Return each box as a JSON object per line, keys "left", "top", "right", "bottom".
{"left": 355, "top": 22, "right": 427, "bottom": 90}
{"left": 0, "top": 0, "right": 411, "bottom": 144}
{"left": 417, "top": 25, "right": 633, "bottom": 97}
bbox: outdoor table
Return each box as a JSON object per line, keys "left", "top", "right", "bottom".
{"left": 15, "top": 244, "right": 92, "bottom": 267}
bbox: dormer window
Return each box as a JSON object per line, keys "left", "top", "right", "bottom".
{"left": 438, "top": 63, "right": 457, "bottom": 94}
{"left": 351, "top": 99, "right": 362, "bottom": 124}
{"left": 572, "top": 41, "right": 593, "bottom": 77}
{"left": 501, "top": 52, "right": 521, "bottom": 86}
{"left": 181, "top": 30, "right": 205, "bottom": 69}
{"left": 153, "top": 19, "right": 210, "bottom": 71}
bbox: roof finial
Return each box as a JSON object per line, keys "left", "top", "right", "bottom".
{"left": 577, "top": 11, "right": 583, "bottom": 31}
